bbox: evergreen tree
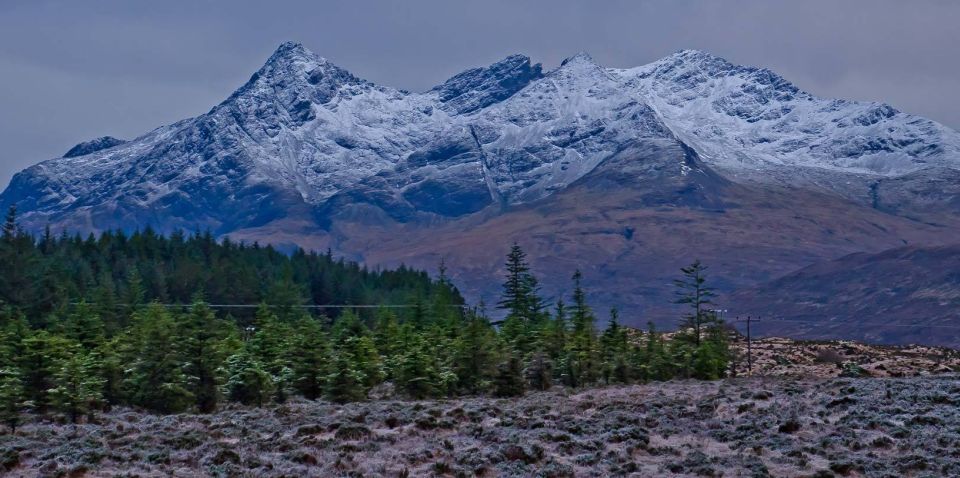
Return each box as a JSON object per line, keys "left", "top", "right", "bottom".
{"left": 452, "top": 311, "right": 497, "bottom": 394}
{"left": 0, "top": 365, "right": 26, "bottom": 432}
{"left": 498, "top": 243, "right": 533, "bottom": 318}
{"left": 221, "top": 350, "right": 274, "bottom": 406}
{"left": 248, "top": 304, "right": 294, "bottom": 403}
{"left": 180, "top": 299, "right": 228, "bottom": 413}
{"left": 324, "top": 350, "right": 367, "bottom": 403}
{"left": 544, "top": 299, "right": 568, "bottom": 363}
{"left": 122, "top": 268, "right": 146, "bottom": 322}
{"left": 1, "top": 205, "right": 16, "bottom": 240}
{"left": 674, "top": 260, "right": 716, "bottom": 346}
{"left": 394, "top": 335, "right": 440, "bottom": 399}
{"left": 289, "top": 317, "right": 330, "bottom": 400}
{"left": 566, "top": 270, "right": 598, "bottom": 387}
{"left": 600, "top": 308, "right": 630, "bottom": 384}
{"left": 48, "top": 349, "right": 104, "bottom": 423}
{"left": 330, "top": 310, "right": 383, "bottom": 391}
{"left": 20, "top": 331, "right": 72, "bottom": 414}
{"left": 126, "top": 305, "right": 193, "bottom": 413}
{"left": 96, "top": 338, "right": 126, "bottom": 406}
{"left": 496, "top": 244, "right": 545, "bottom": 354}
{"left": 493, "top": 352, "right": 525, "bottom": 398}
{"left": 523, "top": 351, "right": 553, "bottom": 391}
{"left": 691, "top": 318, "right": 731, "bottom": 380}
{"left": 58, "top": 301, "right": 105, "bottom": 349}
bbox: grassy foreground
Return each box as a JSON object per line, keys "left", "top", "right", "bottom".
{"left": 2, "top": 375, "right": 958, "bottom": 477}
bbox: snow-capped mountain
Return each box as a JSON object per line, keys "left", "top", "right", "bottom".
{"left": 3, "top": 41, "right": 958, "bottom": 234}
{"left": 3, "top": 42, "right": 960, "bottom": 337}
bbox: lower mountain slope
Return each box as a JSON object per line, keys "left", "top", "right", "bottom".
{"left": 227, "top": 140, "right": 958, "bottom": 340}
{"left": 729, "top": 244, "right": 960, "bottom": 347}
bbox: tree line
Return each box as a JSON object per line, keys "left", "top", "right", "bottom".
{"left": 0, "top": 207, "right": 729, "bottom": 430}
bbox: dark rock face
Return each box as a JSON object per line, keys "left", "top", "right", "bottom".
{"left": 431, "top": 54, "right": 543, "bottom": 114}
{"left": 63, "top": 136, "right": 126, "bottom": 158}
{"left": 317, "top": 130, "right": 494, "bottom": 222}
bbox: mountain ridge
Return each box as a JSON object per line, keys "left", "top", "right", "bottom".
{"left": 6, "top": 42, "right": 958, "bottom": 234}
{"left": 3, "top": 42, "right": 959, "bottom": 341}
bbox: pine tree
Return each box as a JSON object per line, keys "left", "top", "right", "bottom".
{"left": 600, "top": 308, "right": 630, "bottom": 384}
{"left": 324, "top": 350, "right": 367, "bottom": 403}
{"left": 96, "top": 338, "right": 126, "bottom": 406}
{"left": 58, "top": 301, "right": 105, "bottom": 349}
{"left": 523, "top": 351, "right": 553, "bottom": 391}
{"left": 248, "top": 304, "right": 294, "bottom": 403}
{"left": 544, "top": 299, "right": 568, "bottom": 363}
{"left": 91, "top": 273, "right": 120, "bottom": 334}
{"left": 493, "top": 352, "right": 525, "bottom": 397}
{"left": 566, "top": 270, "right": 598, "bottom": 387}
{"left": 691, "top": 319, "right": 731, "bottom": 380}
{"left": 48, "top": 349, "right": 104, "bottom": 423}
{"left": 1, "top": 206, "right": 16, "bottom": 241}
{"left": 20, "top": 331, "right": 72, "bottom": 414}
{"left": 394, "top": 335, "right": 440, "bottom": 399}
{"left": 330, "top": 310, "right": 383, "bottom": 391}
{"left": 180, "top": 299, "right": 228, "bottom": 413}
{"left": 452, "top": 311, "right": 497, "bottom": 394}
{"left": 674, "top": 260, "right": 716, "bottom": 346}
{"left": 122, "top": 268, "right": 146, "bottom": 320}
{"left": 498, "top": 243, "right": 533, "bottom": 318}
{"left": 126, "top": 305, "right": 193, "bottom": 413}
{"left": 372, "top": 309, "right": 403, "bottom": 365}
{"left": 221, "top": 350, "right": 274, "bottom": 406}
{"left": 289, "top": 317, "right": 330, "bottom": 400}
{"left": 496, "top": 244, "right": 545, "bottom": 354}
{"left": 0, "top": 366, "right": 26, "bottom": 432}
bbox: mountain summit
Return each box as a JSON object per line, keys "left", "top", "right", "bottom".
{"left": 3, "top": 42, "right": 959, "bottom": 336}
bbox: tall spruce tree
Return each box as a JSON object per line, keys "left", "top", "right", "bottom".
{"left": 180, "top": 299, "right": 227, "bottom": 413}
{"left": 20, "top": 330, "right": 73, "bottom": 414}
{"left": 289, "top": 317, "right": 330, "bottom": 400}
{"left": 248, "top": 304, "right": 294, "bottom": 403}
{"left": 221, "top": 349, "right": 274, "bottom": 407}
{"left": 497, "top": 244, "right": 545, "bottom": 354}
{"left": 493, "top": 351, "right": 525, "bottom": 397}
{"left": 126, "top": 305, "right": 193, "bottom": 413}
{"left": 324, "top": 350, "right": 367, "bottom": 403}
{"left": 674, "top": 260, "right": 715, "bottom": 346}
{"left": 566, "top": 270, "right": 598, "bottom": 387}
{"left": 452, "top": 311, "right": 497, "bottom": 394}
{"left": 48, "top": 348, "right": 104, "bottom": 423}
{"left": 0, "top": 366, "right": 25, "bottom": 432}
{"left": 600, "top": 308, "right": 630, "bottom": 384}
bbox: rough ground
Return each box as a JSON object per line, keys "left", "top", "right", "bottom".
{"left": 3, "top": 375, "right": 960, "bottom": 477}
{"left": 727, "top": 337, "right": 960, "bottom": 378}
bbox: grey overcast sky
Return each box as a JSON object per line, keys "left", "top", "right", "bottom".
{"left": 1, "top": 0, "right": 958, "bottom": 189}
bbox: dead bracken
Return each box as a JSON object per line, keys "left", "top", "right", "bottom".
{"left": 2, "top": 375, "right": 959, "bottom": 476}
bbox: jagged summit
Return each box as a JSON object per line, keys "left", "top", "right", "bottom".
{"left": 559, "top": 52, "right": 597, "bottom": 66}
{"left": 63, "top": 136, "right": 126, "bottom": 158}
{"left": 2, "top": 41, "right": 959, "bottom": 237}
{"left": 431, "top": 54, "right": 543, "bottom": 115}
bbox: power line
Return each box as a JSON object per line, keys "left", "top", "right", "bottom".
{"left": 740, "top": 316, "right": 960, "bottom": 330}
{"left": 68, "top": 303, "right": 468, "bottom": 309}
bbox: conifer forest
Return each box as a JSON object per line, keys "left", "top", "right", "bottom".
{"left": 0, "top": 207, "right": 730, "bottom": 429}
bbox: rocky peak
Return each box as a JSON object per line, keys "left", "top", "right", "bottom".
{"left": 431, "top": 54, "right": 543, "bottom": 114}
{"left": 223, "top": 42, "right": 364, "bottom": 108}
{"left": 559, "top": 51, "right": 597, "bottom": 67}
{"left": 63, "top": 136, "right": 126, "bottom": 158}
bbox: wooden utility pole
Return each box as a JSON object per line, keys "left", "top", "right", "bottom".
{"left": 736, "top": 315, "right": 756, "bottom": 376}
{"left": 746, "top": 316, "right": 752, "bottom": 375}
